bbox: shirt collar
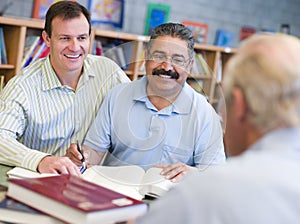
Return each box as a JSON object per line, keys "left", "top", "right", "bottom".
{"left": 133, "top": 76, "right": 194, "bottom": 114}
{"left": 41, "top": 55, "right": 95, "bottom": 91}
{"left": 246, "top": 127, "right": 300, "bottom": 155}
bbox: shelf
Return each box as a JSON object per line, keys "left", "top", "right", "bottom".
{"left": 0, "top": 64, "right": 15, "bottom": 69}
{"left": 0, "top": 16, "right": 44, "bottom": 29}
{"left": 0, "top": 16, "right": 236, "bottom": 106}
{"left": 94, "top": 29, "right": 149, "bottom": 42}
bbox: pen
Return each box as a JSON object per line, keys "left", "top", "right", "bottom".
{"left": 77, "top": 140, "right": 87, "bottom": 174}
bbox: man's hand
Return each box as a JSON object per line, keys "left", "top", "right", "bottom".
{"left": 156, "top": 162, "right": 197, "bottom": 182}
{"left": 37, "top": 155, "right": 81, "bottom": 176}
{"left": 65, "top": 143, "right": 106, "bottom": 166}
{"left": 65, "top": 143, "right": 85, "bottom": 167}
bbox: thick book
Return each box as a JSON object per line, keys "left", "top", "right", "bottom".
{"left": 82, "top": 165, "right": 176, "bottom": 200}
{"left": 7, "top": 166, "right": 176, "bottom": 200}
{"left": 7, "top": 174, "right": 147, "bottom": 224}
{"left": 0, "top": 197, "right": 63, "bottom": 224}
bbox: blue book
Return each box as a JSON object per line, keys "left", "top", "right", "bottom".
{"left": 0, "top": 27, "right": 8, "bottom": 64}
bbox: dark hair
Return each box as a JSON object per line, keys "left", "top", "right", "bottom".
{"left": 44, "top": 1, "right": 91, "bottom": 37}
{"left": 147, "top": 23, "right": 195, "bottom": 59}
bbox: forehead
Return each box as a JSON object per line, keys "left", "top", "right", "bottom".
{"left": 51, "top": 14, "right": 89, "bottom": 35}
{"left": 150, "top": 36, "right": 189, "bottom": 56}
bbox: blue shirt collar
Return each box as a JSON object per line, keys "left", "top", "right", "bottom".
{"left": 133, "top": 76, "right": 194, "bottom": 114}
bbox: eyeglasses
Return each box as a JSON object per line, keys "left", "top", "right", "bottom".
{"left": 149, "top": 52, "right": 189, "bottom": 67}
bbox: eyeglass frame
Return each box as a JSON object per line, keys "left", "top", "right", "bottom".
{"left": 147, "top": 51, "right": 191, "bottom": 68}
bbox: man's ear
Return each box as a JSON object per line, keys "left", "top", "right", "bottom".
{"left": 42, "top": 30, "right": 50, "bottom": 47}
{"left": 232, "top": 87, "right": 247, "bottom": 121}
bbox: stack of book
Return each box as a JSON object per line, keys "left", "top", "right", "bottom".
{"left": 4, "top": 174, "right": 147, "bottom": 224}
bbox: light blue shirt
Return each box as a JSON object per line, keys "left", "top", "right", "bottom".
{"left": 85, "top": 76, "right": 225, "bottom": 170}
{"left": 136, "top": 127, "right": 300, "bottom": 224}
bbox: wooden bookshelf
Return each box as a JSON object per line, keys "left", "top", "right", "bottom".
{"left": 0, "top": 16, "right": 236, "bottom": 105}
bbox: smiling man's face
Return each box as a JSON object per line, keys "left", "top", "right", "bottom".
{"left": 145, "top": 36, "right": 193, "bottom": 96}
{"left": 43, "top": 13, "right": 90, "bottom": 76}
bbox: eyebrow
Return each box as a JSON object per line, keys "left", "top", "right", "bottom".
{"left": 152, "top": 50, "right": 185, "bottom": 58}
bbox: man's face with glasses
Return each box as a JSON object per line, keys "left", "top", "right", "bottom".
{"left": 145, "top": 36, "right": 193, "bottom": 95}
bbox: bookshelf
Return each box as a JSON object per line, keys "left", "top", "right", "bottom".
{"left": 0, "top": 16, "right": 236, "bottom": 105}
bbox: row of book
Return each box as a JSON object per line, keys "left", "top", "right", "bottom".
{"left": 91, "top": 39, "right": 134, "bottom": 70}
{"left": 0, "top": 28, "right": 8, "bottom": 64}
{"left": 21, "top": 35, "right": 50, "bottom": 68}
{"left": 191, "top": 52, "right": 211, "bottom": 77}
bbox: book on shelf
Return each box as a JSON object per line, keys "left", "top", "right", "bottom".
{"left": 21, "top": 35, "right": 41, "bottom": 68}
{"left": 7, "top": 165, "right": 176, "bottom": 201}
{"left": 187, "top": 78, "right": 205, "bottom": 96}
{"left": 191, "top": 52, "right": 211, "bottom": 76}
{"left": 0, "top": 27, "right": 8, "bottom": 64}
{"left": 95, "top": 40, "right": 103, "bottom": 56}
{"left": 31, "top": 39, "right": 47, "bottom": 62}
{"left": 0, "top": 75, "right": 4, "bottom": 93}
{"left": 7, "top": 174, "right": 147, "bottom": 224}
{"left": 0, "top": 197, "right": 63, "bottom": 224}
{"left": 38, "top": 45, "right": 50, "bottom": 59}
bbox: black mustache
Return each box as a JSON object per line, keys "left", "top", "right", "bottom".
{"left": 152, "top": 69, "right": 179, "bottom": 79}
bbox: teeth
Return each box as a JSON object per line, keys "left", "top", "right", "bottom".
{"left": 159, "top": 75, "right": 172, "bottom": 79}
{"left": 65, "top": 54, "right": 80, "bottom": 58}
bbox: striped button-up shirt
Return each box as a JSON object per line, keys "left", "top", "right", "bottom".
{"left": 0, "top": 54, "right": 130, "bottom": 171}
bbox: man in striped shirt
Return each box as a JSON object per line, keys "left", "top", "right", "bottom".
{"left": 0, "top": 1, "right": 129, "bottom": 175}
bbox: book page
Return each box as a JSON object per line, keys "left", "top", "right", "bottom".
{"left": 139, "top": 167, "right": 175, "bottom": 198}
{"left": 6, "top": 167, "right": 58, "bottom": 179}
{"left": 82, "top": 165, "right": 146, "bottom": 200}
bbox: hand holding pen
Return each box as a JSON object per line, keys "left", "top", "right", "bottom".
{"left": 77, "top": 140, "right": 87, "bottom": 174}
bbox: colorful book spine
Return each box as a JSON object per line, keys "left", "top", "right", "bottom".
{"left": 0, "top": 27, "right": 8, "bottom": 64}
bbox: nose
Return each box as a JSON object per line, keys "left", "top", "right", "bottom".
{"left": 161, "top": 58, "right": 173, "bottom": 70}
{"left": 69, "top": 38, "right": 80, "bottom": 51}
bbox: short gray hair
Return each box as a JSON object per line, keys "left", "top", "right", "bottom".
{"left": 223, "top": 33, "right": 300, "bottom": 133}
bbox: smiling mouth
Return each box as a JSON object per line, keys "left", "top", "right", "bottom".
{"left": 152, "top": 69, "right": 179, "bottom": 79}
{"left": 64, "top": 54, "right": 81, "bottom": 59}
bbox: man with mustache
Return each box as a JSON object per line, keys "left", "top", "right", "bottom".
{"left": 70, "top": 23, "right": 225, "bottom": 181}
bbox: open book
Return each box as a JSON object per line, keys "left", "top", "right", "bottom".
{"left": 7, "top": 166, "right": 175, "bottom": 201}
{"left": 82, "top": 165, "right": 175, "bottom": 200}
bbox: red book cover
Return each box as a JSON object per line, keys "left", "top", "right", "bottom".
{"left": 7, "top": 175, "right": 147, "bottom": 224}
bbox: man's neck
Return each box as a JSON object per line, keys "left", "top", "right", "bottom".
{"left": 147, "top": 87, "right": 180, "bottom": 111}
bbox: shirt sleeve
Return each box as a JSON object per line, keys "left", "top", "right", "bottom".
{"left": 84, "top": 90, "right": 113, "bottom": 153}
{"left": 194, "top": 104, "right": 226, "bottom": 168}
{"left": 0, "top": 80, "right": 50, "bottom": 171}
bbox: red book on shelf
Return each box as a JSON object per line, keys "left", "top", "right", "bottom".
{"left": 7, "top": 174, "right": 147, "bottom": 224}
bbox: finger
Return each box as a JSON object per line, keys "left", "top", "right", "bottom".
{"left": 163, "top": 163, "right": 186, "bottom": 179}
{"left": 57, "top": 165, "right": 68, "bottom": 174}
{"left": 169, "top": 171, "right": 187, "bottom": 182}
{"left": 154, "top": 164, "right": 167, "bottom": 169}
{"left": 68, "top": 164, "right": 82, "bottom": 176}
{"left": 160, "top": 162, "right": 181, "bottom": 175}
